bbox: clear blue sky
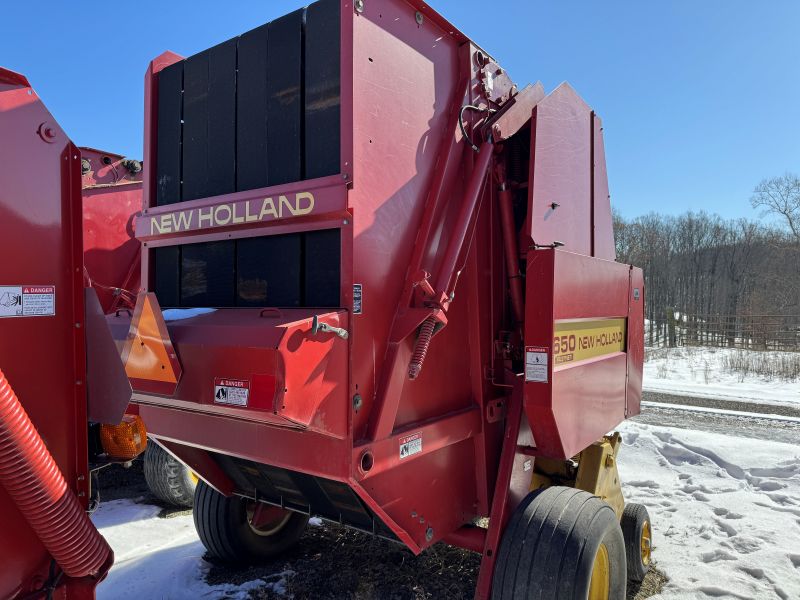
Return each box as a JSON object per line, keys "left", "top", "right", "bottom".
{"left": 3, "top": 1, "right": 798, "bottom": 219}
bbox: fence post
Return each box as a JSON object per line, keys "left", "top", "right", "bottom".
{"left": 666, "top": 307, "right": 677, "bottom": 348}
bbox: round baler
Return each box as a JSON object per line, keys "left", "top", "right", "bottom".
{"left": 109, "top": 1, "right": 650, "bottom": 598}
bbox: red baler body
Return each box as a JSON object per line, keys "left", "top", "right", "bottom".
{"left": 81, "top": 147, "right": 142, "bottom": 314}
{"left": 0, "top": 68, "right": 114, "bottom": 600}
{"left": 110, "top": 1, "right": 645, "bottom": 597}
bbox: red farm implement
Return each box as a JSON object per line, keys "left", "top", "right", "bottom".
{"left": 80, "top": 147, "right": 143, "bottom": 315}
{"left": 0, "top": 0, "right": 649, "bottom": 598}
{"left": 0, "top": 68, "right": 140, "bottom": 599}
{"left": 111, "top": 0, "right": 649, "bottom": 598}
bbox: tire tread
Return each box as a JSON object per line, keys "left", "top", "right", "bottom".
{"left": 143, "top": 444, "right": 196, "bottom": 508}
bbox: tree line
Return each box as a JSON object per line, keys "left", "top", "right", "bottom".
{"left": 613, "top": 174, "right": 800, "bottom": 346}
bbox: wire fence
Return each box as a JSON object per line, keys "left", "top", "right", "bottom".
{"left": 646, "top": 313, "right": 800, "bottom": 352}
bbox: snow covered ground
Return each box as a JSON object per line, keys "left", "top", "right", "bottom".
{"left": 93, "top": 416, "right": 800, "bottom": 599}
{"left": 643, "top": 347, "right": 800, "bottom": 407}
{"left": 92, "top": 500, "right": 289, "bottom": 599}
{"left": 617, "top": 420, "right": 800, "bottom": 600}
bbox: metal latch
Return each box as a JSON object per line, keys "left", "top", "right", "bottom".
{"left": 311, "top": 315, "right": 349, "bottom": 340}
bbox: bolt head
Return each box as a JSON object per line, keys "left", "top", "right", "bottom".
{"left": 425, "top": 526, "right": 434, "bottom": 542}
{"left": 355, "top": 0, "right": 364, "bottom": 13}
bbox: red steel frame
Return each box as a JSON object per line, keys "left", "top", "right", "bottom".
{"left": 0, "top": 68, "right": 111, "bottom": 599}
{"left": 120, "top": 1, "right": 645, "bottom": 597}
{"left": 80, "top": 147, "right": 143, "bottom": 315}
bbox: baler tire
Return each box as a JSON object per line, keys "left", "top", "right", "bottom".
{"left": 620, "top": 503, "right": 652, "bottom": 582}
{"left": 194, "top": 480, "right": 309, "bottom": 563}
{"left": 491, "top": 486, "right": 627, "bottom": 600}
{"left": 143, "top": 443, "right": 197, "bottom": 508}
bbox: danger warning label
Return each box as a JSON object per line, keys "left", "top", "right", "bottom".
{"left": 213, "top": 378, "right": 250, "bottom": 407}
{"left": 0, "top": 285, "right": 55, "bottom": 318}
{"left": 399, "top": 432, "right": 422, "bottom": 460}
{"left": 525, "top": 346, "right": 549, "bottom": 383}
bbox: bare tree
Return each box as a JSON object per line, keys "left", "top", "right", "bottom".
{"left": 614, "top": 211, "right": 800, "bottom": 348}
{"left": 751, "top": 173, "right": 800, "bottom": 241}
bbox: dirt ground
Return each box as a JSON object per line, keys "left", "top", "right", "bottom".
{"left": 98, "top": 460, "right": 666, "bottom": 599}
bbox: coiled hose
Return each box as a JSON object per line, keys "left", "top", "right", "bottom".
{"left": 0, "top": 368, "right": 112, "bottom": 578}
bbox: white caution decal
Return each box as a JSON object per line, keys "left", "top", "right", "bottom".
{"left": 213, "top": 378, "right": 250, "bottom": 407}
{"left": 399, "top": 432, "right": 422, "bottom": 460}
{"left": 0, "top": 285, "right": 55, "bottom": 318}
{"left": 525, "top": 346, "right": 549, "bottom": 382}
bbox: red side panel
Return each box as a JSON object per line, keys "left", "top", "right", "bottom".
{"left": 524, "top": 250, "right": 639, "bottom": 459}
{"left": 526, "top": 83, "right": 592, "bottom": 255}
{"left": 626, "top": 268, "right": 645, "bottom": 417}
{"left": 115, "top": 307, "right": 349, "bottom": 438}
{"left": 592, "top": 115, "right": 616, "bottom": 260}
{"left": 0, "top": 69, "right": 98, "bottom": 598}
{"left": 81, "top": 147, "right": 143, "bottom": 314}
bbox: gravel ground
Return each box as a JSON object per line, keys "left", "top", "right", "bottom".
{"left": 637, "top": 391, "right": 800, "bottom": 444}
{"left": 96, "top": 459, "right": 666, "bottom": 599}
{"left": 642, "top": 390, "right": 800, "bottom": 418}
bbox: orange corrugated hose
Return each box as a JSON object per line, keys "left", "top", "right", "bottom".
{"left": 0, "top": 367, "right": 112, "bottom": 578}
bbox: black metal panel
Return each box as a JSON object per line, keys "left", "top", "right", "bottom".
{"left": 304, "top": 0, "right": 341, "bottom": 179}
{"left": 180, "top": 241, "right": 235, "bottom": 307}
{"left": 304, "top": 228, "right": 341, "bottom": 307}
{"left": 155, "top": 62, "right": 183, "bottom": 206}
{"left": 153, "top": 246, "right": 180, "bottom": 307}
{"left": 181, "top": 51, "right": 209, "bottom": 202}
{"left": 236, "top": 23, "right": 269, "bottom": 191}
{"left": 155, "top": 0, "right": 341, "bottom": 202}
{"left": 236, "top": 234, "right": 302, "bottom": 307}
{"left": 207, "top": 39, "right": 237, "bottom": 198}
{"left": 266, "top": 9, "right": 303, "bottom": 186}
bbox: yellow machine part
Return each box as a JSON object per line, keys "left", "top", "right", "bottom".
{"left": 530, "top": 433, "right": 625, "bottom": 519}
{"left": 574, "top": 433, "right": 624, "bottom": 519}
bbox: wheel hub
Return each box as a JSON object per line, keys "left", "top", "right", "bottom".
{"left": 640, "top": 520, "right": 652, "bottom": 566}
{"left": 588, "top": 542, "right": 610, "bottom": 600}
{"left": 246, "top": 502, "right": 292, "bottom": 537}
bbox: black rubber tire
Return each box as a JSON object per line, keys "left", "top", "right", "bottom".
{"left": 193, "top": 480, "right": 309, "bottom": 563}
{"left": 621, "top": 503, "right": 652, "bottom": 583}
{"left": 492, "top": 486, "right": 627, "bottom": 600}
{"left": 143, "top": 443, "right": 197, "bottom": 508}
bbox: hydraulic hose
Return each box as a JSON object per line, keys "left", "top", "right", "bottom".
{"left": 0, "top": 368, "right": 112, "bottom": 578}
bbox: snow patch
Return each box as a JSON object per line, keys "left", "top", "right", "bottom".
{"left": 644, "top": 347, "right": 800, "bottom": 407}
{"left": 92, "top": 499, "right": 287, "bottom": 599}
{"left": 617, "top": 421, "right": 800, "bottom": 599}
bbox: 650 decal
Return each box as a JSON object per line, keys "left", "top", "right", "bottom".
{"left": 553, "top": 318, "right": 627, "bottom": 365}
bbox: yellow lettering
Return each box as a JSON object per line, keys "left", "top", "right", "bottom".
{"left": 245, "top": 201, "right": 258, "bottom": 222}
{"left": 294, "top": 191, "right": 314, "bottom": 215}
{"left": 214, "top": 204, "right": 232, "bottom": 226}
{"left": 150, "top": 216, "right": 166, "bottom": 235}
{"left": 232, "top": 203, "right": 245, "bottom": 224}
{"left": 174, "top": 210, "right": 192, "bottom": 231}
{"left": 278, "top": 195, "right": 292, "bottom": 218}
{"left": 156, "top": 214, "right": 173, "bottom": 234}
{"left": 198, "top": 207, "right": 214, "bottom": 228}
{"left": 258, "top": 198, "right": 278, "bottom": 220}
